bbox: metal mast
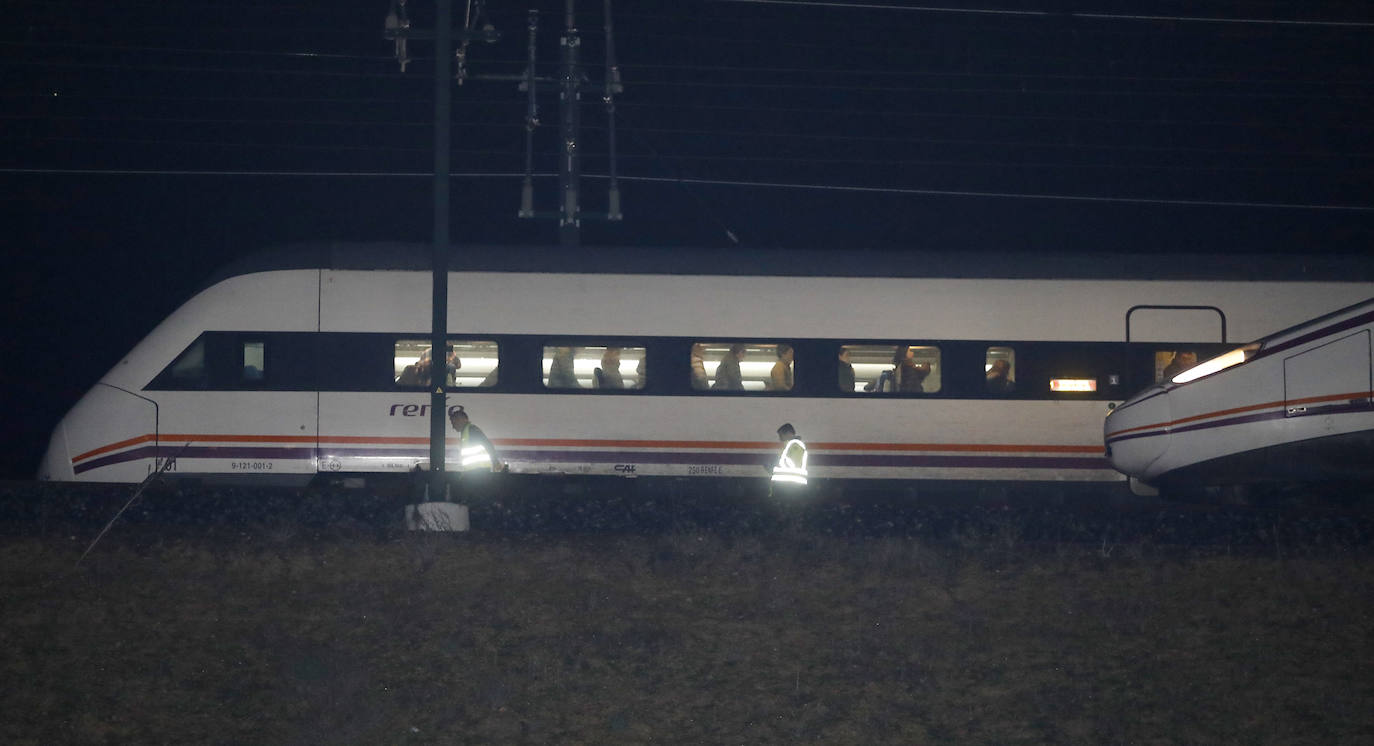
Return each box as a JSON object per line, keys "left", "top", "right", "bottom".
{"left": 428, "top": 0, "right": 452, "bottom": 501}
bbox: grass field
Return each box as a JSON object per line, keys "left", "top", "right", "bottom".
{"left": 3, "top": 511, "right": 1373, "bottom": 745}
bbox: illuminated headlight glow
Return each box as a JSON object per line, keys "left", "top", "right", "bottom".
{"left": 1171, "top": 347, "right": 1251, "bottom": 384}
{"left": 1050, "top": 378, "right": 1097, "bottom": 392}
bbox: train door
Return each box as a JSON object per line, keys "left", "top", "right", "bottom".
{"left": 1283, "top": 331, "right": 1372, "bottom": 417}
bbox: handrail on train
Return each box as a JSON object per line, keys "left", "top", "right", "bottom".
{"left": 1124, "top": 305, "right": 1227, "bottom": 344}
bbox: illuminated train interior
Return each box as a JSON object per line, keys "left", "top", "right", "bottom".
{"left": 145, "top": 331, "right": 1230, "bottom": 400}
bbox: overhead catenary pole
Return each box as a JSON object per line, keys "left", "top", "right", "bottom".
{"left": 429, "top": 0, "right": 451, "bottom": 501}
{"left": 519, "top": 10, "right": 540, "bottom": 218}
{"left": 558, "top": 0, "right": 581, "bottom": 247}
{"left": 603, "top": 0, "right": 623, "bottom": 221}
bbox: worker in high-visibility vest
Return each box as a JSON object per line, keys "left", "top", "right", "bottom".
{"left": 448, "top": 405, "right": 502, "bottom": 473}
{"left": 770, "top": 422, "right": 808, "bottom": 493}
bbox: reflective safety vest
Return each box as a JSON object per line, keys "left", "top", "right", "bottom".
{"left": 457, "top": 424, "right": 495, "bottom": 472}
{"left": 771, "top": 438, "right": 808, "bottom": 486}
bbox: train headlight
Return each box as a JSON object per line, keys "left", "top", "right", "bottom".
{"left": 1171, "top": 346, "right": 1254, "bottom": 384}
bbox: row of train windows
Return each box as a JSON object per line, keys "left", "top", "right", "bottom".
{"left": 155, "top": 333, "right": 1211, "bottom": 395}
{"left": 389, "top": 340, "right": 982, "bottom": 394}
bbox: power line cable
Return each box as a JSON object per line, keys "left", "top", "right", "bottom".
{"left": 611, "top": 100, "right": 1374, "bottom": 133}
{"left": 604, "top": 124, "right": 1373, "bottom": 160}
{"left": 602, "top": 150, "right": 1373, "bottom": 176}
{"left": 617, "top": 60, "right": 1371, "bottom": 88}
{"left": 708, "top": 0, "right": 1374, "bottom": 28}
{"left": 624, "top": 76, "right": 1372, "bottom": 101}
{"left": 3, "top": 166, "right": 1370, "bottom": 212}
{"left": 0, "top": 40, "right": 389, "bottom": 60}
{"left": 6, "top": 90, "right": 1365, "bottom": 134}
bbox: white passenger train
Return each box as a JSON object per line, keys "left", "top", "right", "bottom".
{"left": 1105, "top": 297, "right": 1374, "bottom": 493}
{"left": 37, "top": 243, "right": 1374, "bottom": 494}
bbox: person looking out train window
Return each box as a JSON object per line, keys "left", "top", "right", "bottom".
{"left": 769, "top": 344, "right": 794, "bottom": 391}
{"left": 398, "top": 348, "right": 432, "bottom": 386}
{"left": 893, "top": 346, "right": 930, "bottom": 393}
{"left": 986, "top": 358, "right": 1014, "bottom": 394}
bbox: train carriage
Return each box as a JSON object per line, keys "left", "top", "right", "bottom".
{"left": 38, "top": 243, "right": 1374, "bottom": 496}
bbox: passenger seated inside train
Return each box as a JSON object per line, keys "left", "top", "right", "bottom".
{"left": 596, "top": 346, "right": 626, "bottom": 389}
{"left": 986, "top": 358, "right": 1014, "bottom": 394}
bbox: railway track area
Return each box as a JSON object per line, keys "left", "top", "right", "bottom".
{"left": 4, "top": 479, "right": 1374, "bottom": 743}
{"left": 3, "top": 479, "right": 1373, "bottom": 552}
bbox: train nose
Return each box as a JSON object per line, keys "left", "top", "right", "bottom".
{"left": 38, "top": 419, "right": 74, "bottom": 481}
{"left": 1104, "top": 388, "right": 1172, "bottom": 481}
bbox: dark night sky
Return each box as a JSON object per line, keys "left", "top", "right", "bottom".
{"left": 3, "top": 0, "right": 1373, "bottom": 478}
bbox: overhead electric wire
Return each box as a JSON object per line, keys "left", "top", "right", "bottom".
{"left": 1, "top": 113, "right": 522, "bottom": 130}
{"left": 624, "top": 76, "right": 1372, "bottom": 101}
{"left": 600, "top": 150, "right": 1372, "bottom": 176}
{"left": 3, "top": 133, "right": 521, "bottom": 156}
{"left": 7, "top": 90, "right": 1365, "bottom": 134}
{"left": 4, "top": 167, "right": 1370, "bottom": 212}
{"left": 12, "top": 118, "right": 1364, "bottom": 165}
{"left": 15, "top": 58, "right": 1363, "bottom": 103}
{"left": 610, "top": 100, "right": 1374, "bottom": 133}
{"left": 709, "top": 0, "right": 1374, "bottom": 28}
{"left": 603, "top": 124, "right": 1372, "bottom": 161}
{"left": 0, "top": 90, "right": 479, "bottom": 106}
{"left": 612, "top": 174, "right": 1374, "bottom": 211}
{"left": 616, "top": 60, "right": 1372, "bottom": 88}
{"left": 3, "top": 58, "right": 416, "bottom": 79}
{"left": 0, "top": 40, "right": 390, "bottom": 61}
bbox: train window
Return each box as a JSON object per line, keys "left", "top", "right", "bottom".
{"left": 241, "top": 341, "right": 265, "bottom": 382}
{"left": 543, "top": 345, "right": 647, "bottom": 390}
{"left": 841, "top": 344, "right": 941, "bottom": 393}
{"left": 985, "top": 346, "right": 1015, "bottom": 395}
{"left": 394, "top": 339, "right": 499, "bottom": 388}
{"left": 451, "top": 340, "right": 499, "bottom": 387}
{"left": 692, "top": 342, "right": 793, "bottom": 392}
{"left": 168, "top": 337, "right": 206, "bottom": 385}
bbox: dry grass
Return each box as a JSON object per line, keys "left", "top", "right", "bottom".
{"left": 2, "top": 526, "right": 1373, "bottom": 744}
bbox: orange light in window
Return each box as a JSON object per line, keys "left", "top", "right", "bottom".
{"left": 1050, "top": 378, "right": 1097, "bottom": 392}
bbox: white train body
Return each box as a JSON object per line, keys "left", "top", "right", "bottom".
{"left": 38, "top": 245, "right": 1374, "bottom": 489}
{"left": 1105, "top": 298, "right": 1374, "bottom": 488}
